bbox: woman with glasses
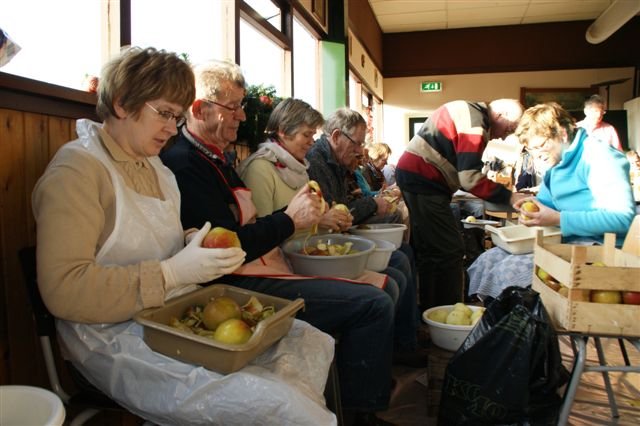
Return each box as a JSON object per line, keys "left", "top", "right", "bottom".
{"left": 32, "top": 47, "right": 334, "bottom": 424}
{"left": 468, "top": 102, "right": 635, "bottom": 303}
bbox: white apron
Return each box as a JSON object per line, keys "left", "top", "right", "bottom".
{"left": 56, "top": 120, "right": 336, "bottom": 426}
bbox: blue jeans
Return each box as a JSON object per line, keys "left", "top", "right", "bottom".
{"left": 216, "top": 274, "right": 395, "bottom": 412}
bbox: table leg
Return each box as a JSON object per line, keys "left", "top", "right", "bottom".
{"left": 594, "top": 337, "right": 619, "bottom": 418}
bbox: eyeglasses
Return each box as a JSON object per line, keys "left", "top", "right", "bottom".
{"left": 526, "top": 137, "right": 551, "bottom": 154}
{"left": 342, "top": 131, "right": 365, "bottom": 148}
{"left": 203, "top": 99, "right": 248, "bottom": 113}
{"left": 145, "top": 103, "right": 185, "bottom": 127}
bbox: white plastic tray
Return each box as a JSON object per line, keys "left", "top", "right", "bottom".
{"left": 485, "top": 224, "right": 561, "bottom": 254}
{"left": 460, "top": 219, "right": 500, "bottom": 229}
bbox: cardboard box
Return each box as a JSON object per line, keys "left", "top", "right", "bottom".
{"left": 134, "top": 284, "right": 304, "bottom": 374}
{"left": 532, "top": 232, "right": 640, "bottom": 337}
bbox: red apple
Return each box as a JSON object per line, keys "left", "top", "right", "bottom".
{"left": 202, "top": 227, "right": 241, "bottom": 249}
{"left": 622, "top": 291, "right": 640, "bottom": 305}
{"left": 590, "top": 290, "right": 622, "bottom": 304}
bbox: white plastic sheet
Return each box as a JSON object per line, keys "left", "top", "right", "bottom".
{"left": 57, "top": 318, "right": 336, "bottom": 425}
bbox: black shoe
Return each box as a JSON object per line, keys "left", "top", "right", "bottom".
{"left": 352, "top": 412, "right": 396, "bottom": 426}
{"left": 392, "top": 348, "right": 429, "bottom": 368}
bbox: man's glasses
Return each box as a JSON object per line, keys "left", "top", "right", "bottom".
{"left": 342, "top": 131, "right": 365, "bottom": 148}
{"left": 203, "top": 99, "right": 248, "bottom": 113}
{"left": 145, "top": 103, "right": 185, "bottom": 127}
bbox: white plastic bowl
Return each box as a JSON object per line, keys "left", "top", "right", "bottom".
{"left": 422, "top": 305, "right": 484, "bottom": 352}
{"left": 348, "top": 223, "right": 407, "bottom": 249}
{"left": 365, "top": 238, "right": 395, "bottom": 272}
{"left": 0, "top": 385, "right": 65, "bottom": 426}
{"left": 281, "top": 234, "right": 375, "bottom": 279}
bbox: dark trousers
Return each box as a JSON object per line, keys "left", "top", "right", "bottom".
{"left": 402, "top": 191, "right": 465, "bottom": 310}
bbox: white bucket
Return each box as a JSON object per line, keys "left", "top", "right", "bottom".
{"left": 0, "top": 385, "right": 65, "bottom": 426}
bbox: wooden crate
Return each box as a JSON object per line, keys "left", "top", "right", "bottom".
{"left": 532, "top": 232, "right": 640, "bottom": 337}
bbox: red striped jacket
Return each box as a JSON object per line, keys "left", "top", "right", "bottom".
{"left": 396, "top": 100, "right": 511, "bottom": 203}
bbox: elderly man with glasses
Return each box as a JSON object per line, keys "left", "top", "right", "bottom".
{"left": 161, "top": 61, "right": 403, "bottom": 425}
{"left": 306, "top": 108, "right": 424, "bottom": 369}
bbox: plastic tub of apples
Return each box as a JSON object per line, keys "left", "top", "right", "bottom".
{"left": 422, "top": 303, "right": 485, "bottom": 352}
{"left": 134, "top": 284, "right": 304, "bottom": 374}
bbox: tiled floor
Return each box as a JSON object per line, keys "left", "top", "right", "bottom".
{"left": 378, "top": 333, "right": 640, "bottom": 426}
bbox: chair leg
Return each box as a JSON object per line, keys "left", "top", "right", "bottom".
{"left": 69, "top": 408, "right": 101, "bottom": 426}
{"left": 324, "top": 357, "right": 344, "bottom": 426}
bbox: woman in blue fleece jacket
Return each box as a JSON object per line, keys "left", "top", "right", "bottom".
{"left": 468, "top": 102, "right": 635, "bottom": 301}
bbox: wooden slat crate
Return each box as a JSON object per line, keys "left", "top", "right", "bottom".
{"left": 532, "top": 232, "right": 640, "bottom": 337}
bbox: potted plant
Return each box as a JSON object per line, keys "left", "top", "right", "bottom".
{"left": 237, "top": 84, "right": 281, "bottom": 152}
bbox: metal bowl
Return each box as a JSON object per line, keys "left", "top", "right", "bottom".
{"left": 281, "top": 234, "right": 375, "bottom": 279}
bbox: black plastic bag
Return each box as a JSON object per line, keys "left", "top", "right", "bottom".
{"left": 438, "top": 286, "right": 569, "bottom": 425}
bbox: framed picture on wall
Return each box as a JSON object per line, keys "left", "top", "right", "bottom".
{"left": 520, "top": 87, "right": 597, "bottom": 112}
{"left": 409, "top": 117, "right": 427, "bottom": 140}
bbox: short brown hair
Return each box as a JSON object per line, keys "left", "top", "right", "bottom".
{"left": 515, "top": 102, "right": 575, "bottom": 147}
{"left": 265, "top": 98, "right": 324, "bottom": 140}
{"left": 96, "top": 47, "right": 195, "bottom": 121}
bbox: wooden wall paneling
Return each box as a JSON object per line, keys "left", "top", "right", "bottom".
{"left": 0, "top": 109, "right": 44, "bottom": 386}
{"left": 0, "top": 109, "right": 12, "bottom": 384}
{"left": 24, "top": 113, "right": 49, "bottom": 244}
{"left": 47, "top": 116, "right": 72, "bottom": 159}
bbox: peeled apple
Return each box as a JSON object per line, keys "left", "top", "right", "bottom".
{"left": 452, "top": 303, "right": 473, "bottom": 317}
{"left": 428, "top": 309, "right": 449, "bottom": 323}
{"left": 446, "top": 310, "right": 471, "bottom": 326}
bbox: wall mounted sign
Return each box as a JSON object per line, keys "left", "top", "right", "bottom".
{"left": 420, "top": 81, "right": 442, "bottom": 92}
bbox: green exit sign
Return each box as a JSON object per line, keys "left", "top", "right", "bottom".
{"left": 421, "top": 81, "right": 442, "bottom": 92}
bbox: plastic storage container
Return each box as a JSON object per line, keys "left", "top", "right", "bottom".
{"left": 134, "top": 284, "right": 304, "bottom": 374}
{"left": 485, "top": 224, "right": 561, "bottom": 254}
{"left": 281, "top": 234, "right": 374, "bottom": 279}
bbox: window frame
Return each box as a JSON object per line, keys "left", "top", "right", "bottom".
{"left": 0, "top": 0, "right": 327, "bottom": 118}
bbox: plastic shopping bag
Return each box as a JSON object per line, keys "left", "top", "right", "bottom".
{"left": 438, "top": 286, "right": 569, "bottom": 425}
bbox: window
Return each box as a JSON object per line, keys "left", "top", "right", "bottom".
{"left": 293, "top": 17, "right": 319, "bottom": 108}
{"left": 2, "top": 0, "right": 102, "bottom": 90}
{"left": 131, "top": 0, "right": 231, "bottom": 65}
{"left": 239, "top": 18, "right": 287, "bottom": 96}
{"left": 243, "top": 0, "right": 282, "bottom": 31}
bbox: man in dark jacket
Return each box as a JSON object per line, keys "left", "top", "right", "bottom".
{"left": 396, "top": 99, "right": 524, "bottom": 310}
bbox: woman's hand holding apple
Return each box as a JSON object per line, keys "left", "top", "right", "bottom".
{"left": 514, "top": 198, "right": 560, "bottom": 227}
